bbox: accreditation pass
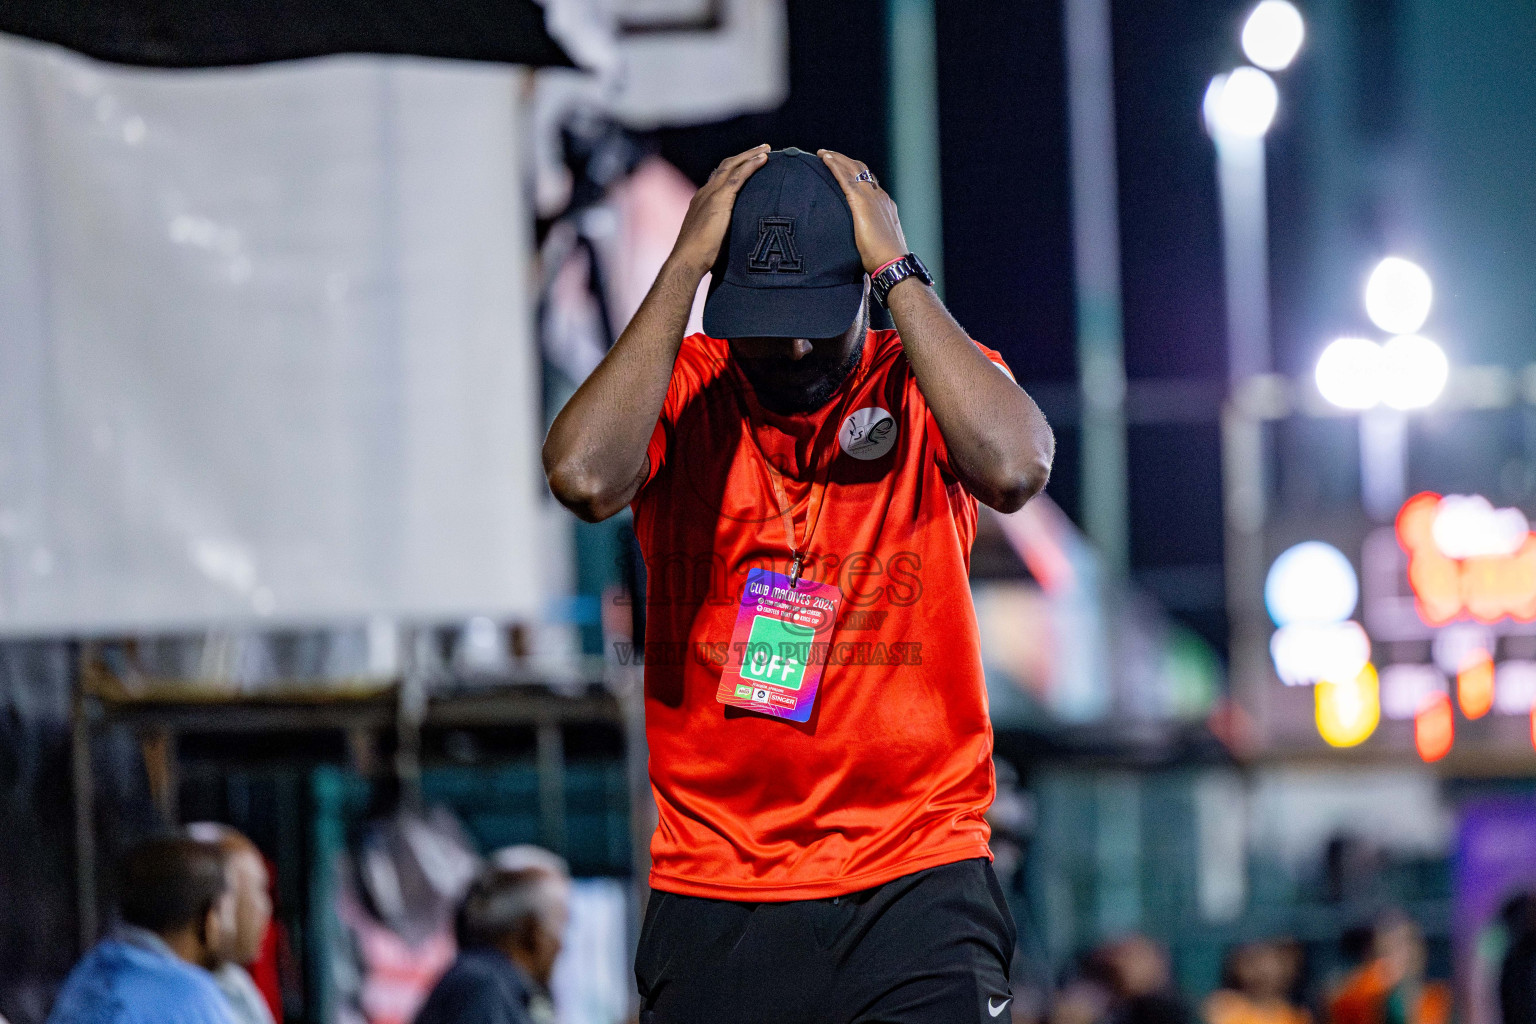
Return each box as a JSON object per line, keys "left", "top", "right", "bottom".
{"left": 716, "top": 566, "right": 843, "bottom": 723}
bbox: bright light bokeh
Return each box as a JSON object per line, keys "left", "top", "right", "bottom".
{"left": 1415, "top": 692, "right": 1454, "bottom": 761}
{"left": 1315, "top": 337, "right": 1383, "bottom": 409}
{"left": 1265, "top": 541, "right": 1358, "bottom": 627}
{"left": 1458, "top": 653, "right": 1496, "bottom": 719}
{"left": 1432, "top": 622, "right": 1496, "bottom": 677}
{"left": 1380, "top": 663, "right": 1448, "bottom": 720}
{"left": 1271, "top": 620, "right": 1371, "bottom": 686}
{"left": 1433, "top": 494, "right": 1530, "bottom": 559}
{"left": 1496, "top": 661, "right": 1536, "bottom": 716}
{"left": 1316, "top": 664, "right": 1380, "bottom": 747}
{"left": 1400, "top": 493, "right": 1536, "bottom": 625}
{"left": 1379, "top": 334, "right": 1448, "bottom": 410}
{"left": 1365, "top": 257, "right": 1433, "bottom": 335}
{"left": 1241, "top": 0, "right": 1305, "bottom": 71}
{"left": 1202, "top": 74, "right": 1228, "bottom": 135}
{"left": 1203, "top": 67, "right": 1278, "bottom": 138}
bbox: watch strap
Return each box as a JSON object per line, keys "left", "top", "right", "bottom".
{"left": 870, "top": 253, "right": 932, "bottom": 307}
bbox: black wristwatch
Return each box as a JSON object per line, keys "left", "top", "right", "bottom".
{"left": 870, "top": 253, "right": 933, "bottom": 307}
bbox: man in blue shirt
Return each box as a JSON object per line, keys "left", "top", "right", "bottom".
{"left": 48, "top": 836, "right": 238, "bottom": 1024}
{"left": 185, "top": 823, "right": 276, "bottom": 1024}
{"left": 414, "top": 854, "right": 571, "bottom": 1024}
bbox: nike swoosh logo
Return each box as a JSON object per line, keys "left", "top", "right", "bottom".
{"left": 989, "top": 996, "right": 1012, "bottom": 1017}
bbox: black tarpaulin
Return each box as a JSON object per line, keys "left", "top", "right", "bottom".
{"left": 0, "top": 0, "right": 574, "bottom": 69}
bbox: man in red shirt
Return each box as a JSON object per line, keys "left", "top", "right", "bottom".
{"left": 544, "top": 146, "right": 1054, "bottom": 1023}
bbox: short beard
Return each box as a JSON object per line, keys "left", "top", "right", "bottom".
{"left": 746, "top": 304, "right": 868, "bottom": 416}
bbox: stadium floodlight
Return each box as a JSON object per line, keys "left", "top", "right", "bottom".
{"left": 1315, "top": 336, "right": 1383, "bottom": 410}
{"left": 1203, "top": 67, "right": 1279, "bottom": 138}
{"left": 1379, "top": 334, "right": 1448, "bottom": 410}
{"left": 1202, "top": 74, "right": 1229, "bottom": 136}
{"left": 1241, "top": 0, "right": 1305, "bottom": 71}
{"left": 1364, "top": 257, "right": 1433, "bottom": 335}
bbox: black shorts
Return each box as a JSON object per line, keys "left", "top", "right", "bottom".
{"left": 635, "top": 858, "right": 1017, "bottom": 1024}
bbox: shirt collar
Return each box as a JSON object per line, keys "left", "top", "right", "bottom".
{"left": 460, "top": 947, "right": 541, "bottom": 1003}
{"left": 115, "top": 923, "right": 181, "bottom": 961}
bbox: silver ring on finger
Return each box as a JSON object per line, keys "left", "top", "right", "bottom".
{"left": 854, "top": 169, "right": 878, "bottom": 187}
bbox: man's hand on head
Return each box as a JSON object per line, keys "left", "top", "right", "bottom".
{"left": 818, "top": 150, "right": 909, "bottom": 274}
{"left": 817, "top": 151, "right": 1053, "bottom": 514}
{"left": 670, "top": 144, "right": 771, "bottom": 277}
{"left": 544, "top": 147, "right": 772, "bottom": 523}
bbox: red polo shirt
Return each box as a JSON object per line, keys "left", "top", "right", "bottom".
{"left": 632, "top": 328, "right": 1011, "bottom": 900}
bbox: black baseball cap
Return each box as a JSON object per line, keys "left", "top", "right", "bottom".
{"left": 702, "top": 148, "right": 865, "bottom": 340}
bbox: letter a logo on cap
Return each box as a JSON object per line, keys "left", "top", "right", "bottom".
{"left": 747, "top": 217, "right": 804, "bottom": 274}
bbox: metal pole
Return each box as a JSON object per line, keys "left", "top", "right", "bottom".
{"left": 1063, "top": 0, "right": 1130, "bottom": 576}
{"left": 1215, "top": 132, "right": 1272, "bottom": 385}
{"left": 1359, "top": 408, "right": 1408, "bottom": 522}
{"left": 1222, "top": 396, "right": 1271, "bottom": 738}
{"left": 394, "top": 671, "right": 426, "bottom": 808}
{"left": 535, "top": 720, "right": 568, "bottom": 855}
{"left": 886, "top": 0, "right": 945, "bottom": 293}
{"left": 141, "top": 727, "right": 180, "bottom": 826}
{"left": 619, "top": 667, "right": 654, "bottom": 1023}
{"left": 1094, "top": 773, "right": 1143, "bottom": 934}
{"left": 620, "top": 672, "right": 654, "bottom": 890}
{"left": 71, "top": 688, "right": 98, "bottom": 952}
{"left": 1213, "top": 124, "right": 1275, "bottom": 740}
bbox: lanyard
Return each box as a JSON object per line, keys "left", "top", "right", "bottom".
{"left": 734, "top": 369, "right": 861, "bottom": 588}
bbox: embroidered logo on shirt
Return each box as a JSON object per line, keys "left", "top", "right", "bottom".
{"left": 746, "top": 217, "right": 805, "bottom": 273}
{"left": 839, "top": 406, "right": 898, "bottom": 461}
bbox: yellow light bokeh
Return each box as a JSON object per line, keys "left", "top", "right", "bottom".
{"left": 1315, "top": 663, "right": 1380, "bottom": 748}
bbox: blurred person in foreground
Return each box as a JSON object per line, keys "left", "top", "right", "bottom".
{"left": 47, "top": 836, "right": 237, "bottom": 1024}
{"left": 1087, "top": 935, "right": 1194, "bottom": 1024}
{"left": 185, "top": 824, "right": 276, "bottom": 1024}
{"left": 1204, "top": 940, "right": 1309, "bottom": 1024}
{"left": 1499, "top": 893, "right": 1536, "bottom": 1024}
{"left": 1050, "top": 954, "right": 1116, "bottom": 1024}
{"left": 1328, "top": 913, "right": 1449, "bottom": 1024}
{"left": 545, "top": 142, "right": 1051, "bottom": 1023}
{"left": 413, "top": 855, "right": 570, "bottom": 1024}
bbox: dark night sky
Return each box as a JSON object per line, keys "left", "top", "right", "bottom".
{"left": 653, "top": 0, "right": 1273, "bottom": 649}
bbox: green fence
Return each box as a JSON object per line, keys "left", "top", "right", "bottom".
{"left": 308, "top": 760, "right": 631, "bottom": 1024}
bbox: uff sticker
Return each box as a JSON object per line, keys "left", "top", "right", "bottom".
{"left": 716, "top": 566, "right": 843, "bottom": 722}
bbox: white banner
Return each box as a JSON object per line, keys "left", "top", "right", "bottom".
{"left": 0, "top": 36, "right": 546, "bottom": 634}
